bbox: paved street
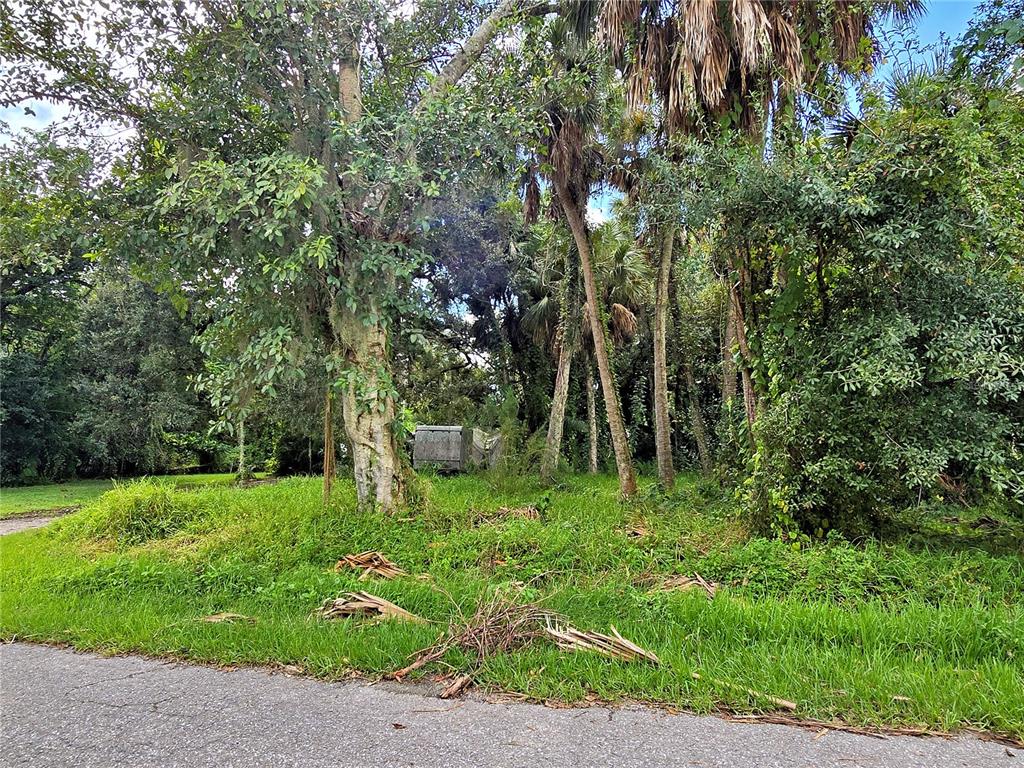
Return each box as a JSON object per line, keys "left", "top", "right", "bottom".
{"left": 0, "top": 642, "right": 1015, "bottom": 767}
{"left": 0, "top": 515, "right": 61, "bottom": 536}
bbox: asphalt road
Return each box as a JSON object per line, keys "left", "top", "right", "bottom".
{"left": 0, "top": 515, "right": 60, "bottom": 536}
{"left": 0, "top": 642, "right": 1015, "bottom": 768}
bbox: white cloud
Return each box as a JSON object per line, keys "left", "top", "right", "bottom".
{"left": 0, "top": 101, "right": 71, "bottom": 136}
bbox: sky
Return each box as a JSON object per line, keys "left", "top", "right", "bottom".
{"left": 914, "top": 0, "right": 981, "bottom": 46}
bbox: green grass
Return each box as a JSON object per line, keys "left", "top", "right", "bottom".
{"left": 0, "top": 473, "right": 264, "bottom": 517}
{"left": 2, "top": 473, "right": 1022, "bottom": 741}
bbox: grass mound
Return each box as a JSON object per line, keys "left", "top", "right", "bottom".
{"left": 68, "top": 480, "right": 209, "bottom": 543}
{"left": 2, "top": 473, "right": 1022, "bottom": 741}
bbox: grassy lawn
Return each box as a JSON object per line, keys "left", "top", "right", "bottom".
{"left": 1, "top": 474, "right": 1021, "bottom": 741}
{"left": 0, "top": 474, "right": 263, "bottom": 518}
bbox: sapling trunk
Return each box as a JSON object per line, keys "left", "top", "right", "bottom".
{"left": 652, "top": 226, "right": 675, "bottom": 489}
{"left": 540, "top": 330, "right": 574, "bottom": 483}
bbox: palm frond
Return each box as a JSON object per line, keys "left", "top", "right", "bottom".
{"left": 521, "top": 294, "right": 558, "bottom": 347}
{"left": 730, "top": 0, "right": 770, "bottom": 75}
{"left": 678, "top": 0, "right": 717, "bottom": 62}
{"left": 767, "top": 3, "right": 803, "bottom": 90}
{"left": 598, "top": 0, "right": 642, "bottom": 64}
{"left": 609, "top": 302, "right": 638, "bottom": 345}
{"left": 563, "top": 0, "right": 603, "bottom": 44}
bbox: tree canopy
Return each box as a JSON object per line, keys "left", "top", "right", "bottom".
{"left": 2, "top": 0, "right": 1021, "bottom": 534}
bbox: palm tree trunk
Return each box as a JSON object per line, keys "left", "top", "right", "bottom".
{"left": 540, "top": 331, "right": 574, "bottom": 482}
{"left": 554, "top": 177, "right": 637, "bottom": 497}
{"left": 684, "top": 360, "right": 712, "bottom": 473}
{"left": 652, "top": 226, "right": 675, "bottom": 489}
{"left": 587, "top": 362, "right": 598, "bottom": 474}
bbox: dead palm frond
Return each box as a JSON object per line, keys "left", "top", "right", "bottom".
{"left": 394, "top": 592, "right": 555, "bottom": 695}
{"left": 545, "top": 619, "right": 661, "bottom": 665}
{"left": 609, "top": 302, "right": 637, "bottom": 344}
{"left": 316, "top": 592, "right": 425, "bottom": 624}
{"left": 767, "top": 3, "right": 803, "bottom": 90}
{"left": 730, "top": 0, "right": 770, "bottom": 75}
{"left": 335, "top": 551, "right": 407, "bottom": 580}
{"left": 597, "top": 0, "right": 642, "bottom": 64}
{"left": 586, "top": 0, "right": 923, "bottom": 138}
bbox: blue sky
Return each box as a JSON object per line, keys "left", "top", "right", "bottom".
{"left": 874, "top": 0, "right": 981, "bottom": 79}
{"left": 914, "top": 0, "right": 981, "bottom": 45}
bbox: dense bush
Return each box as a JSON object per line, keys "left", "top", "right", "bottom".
{"left": 689, "top": 69, "right": 1024, "bottom": 535}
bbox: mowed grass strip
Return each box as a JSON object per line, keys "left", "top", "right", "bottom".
{"left": 1, "top": 474, "right": 1021, "bottom": 740}
{"left": 0, "top": 473, "right": 264, "bottom": 518}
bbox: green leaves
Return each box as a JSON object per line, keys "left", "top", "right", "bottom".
{"left": 689, "top": 66, "right": 1024, "bottom": 531}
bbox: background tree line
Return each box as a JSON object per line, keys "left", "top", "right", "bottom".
{"left": 2, "top": 0, "right": 1022, "bottom": 537}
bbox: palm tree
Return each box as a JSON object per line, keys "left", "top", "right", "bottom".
{"left": 522, "top": 20, "right": 639, "bottom": 497}
{"left": 523, "top": 217, "right": 648, "bottom": 482}
{"left": 521, "top": 223, "right": 580, "bottom": 482}
{"left": 572, "top": 0, "right": 923, "bottom": 485}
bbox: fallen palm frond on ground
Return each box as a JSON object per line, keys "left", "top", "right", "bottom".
{"left": 690, "top": 672, "right": 797, "bottom": 712}
{"left": 543, "top": 620, "right": 796, "bottom": 711}
{"left": 395, "top": 592, "right": 554, "bottom": 697}
{"left": 724, "top": 712, "right": 942, "bottom": 739}
{"left": 316, "top": 592, "right": 425, "bottom": 624}
{"left": 334, "top": 551, "right": 407, "bottom": 580}
{"left": 200, "top": 612, "right": 255, "bottom": 624}
{"left": 624, "top": 520, "right": 651, "bottom": 538}
{"left": 473, "top": 506, "right": 540, "bottom": 525}
{"left": 545, "top": 620, "right": 661, "bottom": 665}
{"left": 660, "top": 573, "right": 719, "bottom": 599}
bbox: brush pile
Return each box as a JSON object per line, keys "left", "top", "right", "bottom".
{"left": 544, "top": 621, "right": 661, "bottom": 665}
{"left": 335, "top": 551, "right": 407, "bottom": 580}
{"left": 395, "top": 592, "right": 553, "bottom": 696}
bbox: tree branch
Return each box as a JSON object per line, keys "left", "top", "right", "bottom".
{"left": 414, "top": 0, "right": 552, "bottom": 112}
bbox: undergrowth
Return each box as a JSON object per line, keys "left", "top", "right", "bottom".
{"left": 2, "top": 473, "right": 1022, "bottom": 740}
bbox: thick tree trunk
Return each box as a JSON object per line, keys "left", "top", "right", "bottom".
{"left": 652, "top": 227, "right": 675, "bottom": 489}
{"left": 236, "top": 416, "right": 249, "bottom": 482}
{"left": 322, "top": 389, "right": 335, "bottom": 505}
{"left": 336, "top": 316, "right": 407, "bottom": 513}
{"left": 586, "top": 362, "right": 598, "bottom": 474}
{"left": 554, "top": 177, "right": 637, "bottom": 497}
{"left": 324, "top": 3, "right": 527, "bottom": 509}
{"left": 684, "top": 360, "right": 712, "bottom": 473}
{"left": 540, "top": 331, "right": 574, "bottom": 482}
